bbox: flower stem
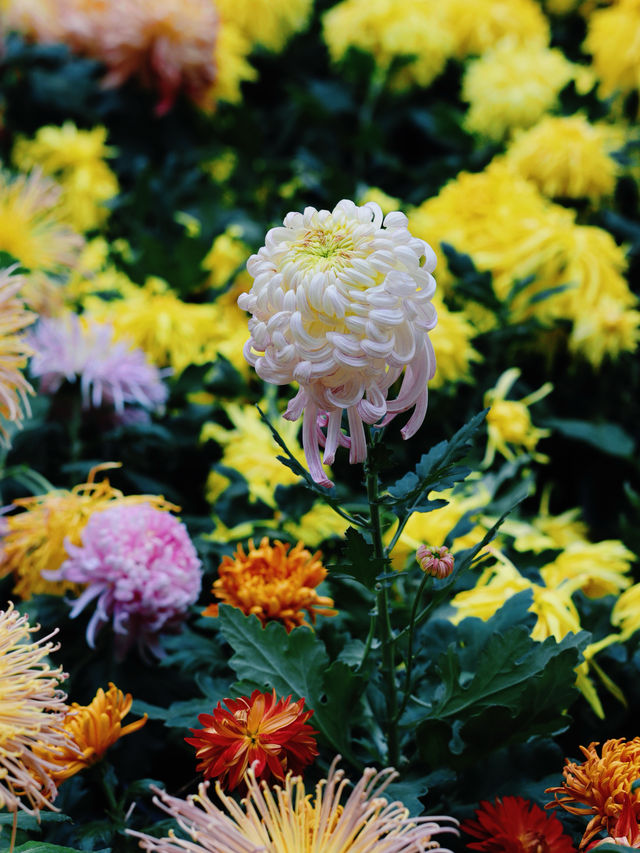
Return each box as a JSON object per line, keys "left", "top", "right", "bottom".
{"left": 365, "top": 429, "right": 399, "bottom": 767}
{"left": 9, "top": 810, "right": 17, "bottom": 853}
{"left": 396, "top": 572, "right": 431, "bottom": 722}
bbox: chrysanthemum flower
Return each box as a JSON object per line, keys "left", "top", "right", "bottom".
{"left": 500, "top": 488, "right": 588, "bottom": 553}
{"left": 46, "top": 502, "right": 202, "bottom": 657}
{"left": 84, "top": 277, "right": 226, "bottom": 375}
{"left": 37, "top": 683, "right": 147, "bottom": 783}
{"left": 595, "top": 795, "right": 640, "bottom": 848}
{"left": 611, "top": 583, "right": 640, "bottom": 640}
{"left": 202, "top": 537, "right": 336, "bottom": 632}
{"left": 323, "top": 0, "right": 455, "bottom": 90}
{"left": 462, "top": 795, "right": 576, "bottom": 853}
{"left": 569, "top": 297, "right": 640, "bottom": 369}
{"left": 0, "top": 602, "right": 69, "bottom": 816}
{"left": 0, "top": 168, "right": 83, "bottom": 272}
{"left": 201, "top": 403, "right": 327, "bottom": 507}
{"left": 440, "top": 0, "right": 550, "bottom": 59}
{"left": 12, "top": 122, "right": 120, "bottom": 232}
{"left": 0, "top": 267, "right": 35, "bottom": 444}
{"left": 214, "top": 0, "right": 312, "bottom": 52}
{"left": 283, "top": 501, "right": 351, "bottom": 547}
{"left": 129, "top": 757, "right": 459, "bottom": 852}
{"left": 503, "top": 116, "right": 622, "bottom": 201}
{"left": 583, "top": 0, "right": 640, "bottom": 102}
{"left": 0, "top": 463, "right": 176, "bottom": 599}
{"left": 546, "top": 738, "right": 640, "bottom": 848}
{"left": 462, "top": 40, "right": 576, "bottom": 140}
{"left": 483, "top": 369, "right": 552, "bottom": 467}
{"left": 185, "top": 689, "right": 317, "bottom": 791}
{"left": 28, "top": 313, "right": 169, "bottom": 414}
{"left": 540, "top": 540, "right": 636, "bottom": 599}
{"left": 239, "top": 200, "right": 438, "bottom": 486}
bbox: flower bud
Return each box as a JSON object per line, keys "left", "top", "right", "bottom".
{"left": 416, "top": 544, "right": 454, "bottom": 578}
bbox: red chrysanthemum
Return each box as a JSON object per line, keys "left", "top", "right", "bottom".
{"left": 462, "top": 796, "right": 576, "bottom": 853}
{"left": 185, "top": 689, "right": 318, "bottom": 791}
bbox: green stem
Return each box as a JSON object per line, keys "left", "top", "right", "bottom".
{"left": 365, "top": 429, "right": 399, "bottom": 767}
{"left": 395, "top": 572, "right": 431, "bottom": 722}
{"left": 355, "top": 609, "right": 377, "bottom": 675}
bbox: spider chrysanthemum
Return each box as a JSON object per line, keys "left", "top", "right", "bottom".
{"left": 185, "top": 688, "right": 318, "bottom": 791}
{"left": 238, "top": 200, "right": 438, "bottom": 486}
{"left": 129, "top": 758, "right": 459, "bottom": 852}
{"left": 202, "top": 537, "right": 337, "bottom": 631}
{"left": 546, "top": 738, "right": 640, "bottom": 848}
{"left": 38, "top": 682, "right": 147, "bottom": 783}
{"left": 0, "top": 603, "right": 69, "bottom": 816}
{"left": 0, "top": 267, "right": 35, "bottom": 444}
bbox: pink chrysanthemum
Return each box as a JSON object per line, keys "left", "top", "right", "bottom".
{"left": 238, "top": 200, "right": 438, "bottom": 487}
{"left": 28, "top": 313, "right": 169, "bottom": 415}
{"left": 45, "top": 503, "right": 202, "bottom": 657}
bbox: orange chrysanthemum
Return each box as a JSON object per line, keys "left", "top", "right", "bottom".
{"left": 202, "top": 537, "right": 337, "bottom": 631}
{"left": 546, "top": 738, "right": 640, "bottom": 848}
{"left": 185, "top": 688, "right": 318, "bottom": 791}
{"left": 0, "top": 462, "right": 177, "bottom": 599}
{"left": 38, "top": 683, "right": 147, "bottom": 783}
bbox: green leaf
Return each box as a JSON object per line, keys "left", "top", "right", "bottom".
{"left": 413, "top": 593, "right": 588, "bottom": 769}
{"left": 385, "top": 410, "right": 488, "bottom": 517}
{"left": 333, "top": 527, "right": 385, "bottom": 589}
{"left": 217, "top": 605, "right": 364, "bottom": 761}
{"left": 544, "top": 418, "right": 634, "bottom": 458}
{"left": 14, "top": 845, "right": 110, "bottom": 853}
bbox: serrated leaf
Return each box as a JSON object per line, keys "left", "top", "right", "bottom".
{"left": 218, "top": 605, "right": 364, "bottom": 761}
{"left": 385, "top": 410, "right": 487, "bottom": 518}
{"left": 334, "top": 527, "right": 385, "bottom": 589}
{"left": 413, "top": 593, "right": 588, "bottom": 768}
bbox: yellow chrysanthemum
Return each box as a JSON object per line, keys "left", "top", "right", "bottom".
{"left": 462, "top": 40, "right": 576, "bottom": 140}
{"left": 500, "top": 488, "right": 588, "bottom": 553}
{"left": 584, "top": 0, "right": 640, "bottom": 101}
{"left": 429, "top": 296, "right": 482, "bottom": 389}
{"left": 0, "top": 463, "right": 176, "bottom": 599}
{"left": 202, "top": 227, "right": 251, "bottom": 290}
{"left": 12, "top": 123, "right": 119, "bottom": 232}
{"left": 611, "top": 583, "right": 640, "bottom": 640}
{"left": 65, "top": 237, "right": 138, "bottom": 304}
{"left": 409, "top": 162, "right": 637, "bottom": 362}
{"left": 386, "top": 487, "right": 490, "bottom": 570}
{"left": 283, "top": 503, "right": 351, "bottom": 548}
{"left": 0, "top": 168, "right": 83, "bottom": 272}
{"left": 504, "top": 115, "right": 622, "bottom": 201}
{"left": 0, "top": 267, "right": 35, "bottom": 444}
{"left": 0, "top": 603, "right": 69, "bottom": 816}
{"left": 214, "top": 0, "right": 313, "bottom": 52}
{"left": 201, "top": 403, "right": 325, "bottom": 507}
{"left": 569, "top": 296, "right": 640, "bottom": 368}
{"left": 483, "top": 368, "right": 552, "bottom": 466}
{"left": 206, "top": 21, "right": 257, "bottom": 105}
{"left": 38, "top": 683, "right": 147, "bottom": 784}
{"left": 540, "top": 541, "right": 636, "bottom": 599}
{"left": 202, "top": 537, "right": 337, "bottom": 632}
{"left": 441, "top": 0, "right": 550, "bottom": 59}
{"left": 84, "top": 277, "right": 223, "bottom": 374}
{"left": 323, "top": 0, "right": 455, "bottom": 90}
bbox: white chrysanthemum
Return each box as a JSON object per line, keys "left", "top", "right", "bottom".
{"left": 238, "top": 200, "right": 438, "bottom": 486}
